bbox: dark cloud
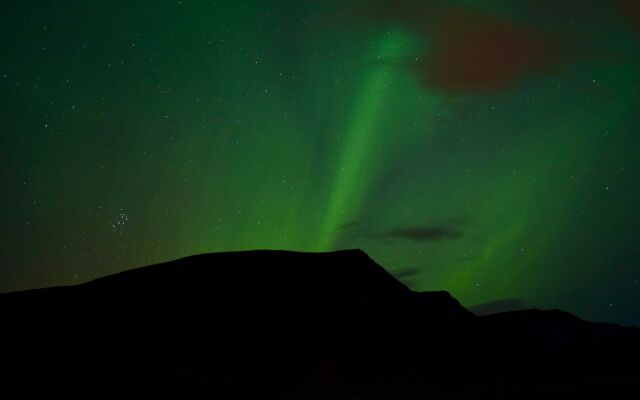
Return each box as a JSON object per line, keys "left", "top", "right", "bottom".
{"left": 370, "top": 226, "right": 462, "bottom": 241}
{"left": 468, "top": 298, "right": 528, "bottom": 316}
{"left": 392, "top": 267, "right": 422, "bottom": 279}
{"left": 340, "top": 216, "right": 468, "bottom": 242}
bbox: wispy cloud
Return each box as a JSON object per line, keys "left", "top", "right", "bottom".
{"left": 340, "top": 216, "right": 469, "bottom": 243}
{"left": 468, "top": 298, "right": 528, "bottom": 316}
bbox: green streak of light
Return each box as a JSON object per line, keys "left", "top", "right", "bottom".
{"left": 317, "top": 31, "right": 413, "bottom": 250}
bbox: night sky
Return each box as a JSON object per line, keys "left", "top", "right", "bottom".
{"left": 2, "top": 0, "right": 639, "bottom": 325}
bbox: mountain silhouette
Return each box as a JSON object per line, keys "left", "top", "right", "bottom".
{"left": 1, "top": 249, "right": 638, "bottom": 397}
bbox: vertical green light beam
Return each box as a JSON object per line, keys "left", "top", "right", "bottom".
{"left": 317, "top": 31, "right": 411, "bottom": 250}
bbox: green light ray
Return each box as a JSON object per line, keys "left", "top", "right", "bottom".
{"left": 317, "top": 30, "right": 417, "bottom": 250}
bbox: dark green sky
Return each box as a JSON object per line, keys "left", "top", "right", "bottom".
{"left": 2, "top": 0, "right": 639, "bottom": 324}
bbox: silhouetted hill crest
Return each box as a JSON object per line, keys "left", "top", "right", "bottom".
{"left": 1, "top": 249, "right": 638, "bottom": 397}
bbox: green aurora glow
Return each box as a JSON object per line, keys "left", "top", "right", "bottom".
{"left": 1, "top": 0, "right": 640, "bottom": 324}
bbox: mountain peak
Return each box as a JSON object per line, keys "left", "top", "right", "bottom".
{"left": 80, "top": 249, "right": 410, "bottom": 304}
{"left": 2, "top": 249, "right": 639, "bottom": 396}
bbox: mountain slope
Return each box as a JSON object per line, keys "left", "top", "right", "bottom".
{"left": 1, "top": 249, "right": 638, "bottom": 397}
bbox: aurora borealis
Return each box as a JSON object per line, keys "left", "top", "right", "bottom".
{"left": 1, "top": 0, "right": 639, "bottom": 324}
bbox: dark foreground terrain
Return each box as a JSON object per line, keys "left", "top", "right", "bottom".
{"left": 2, "top": 250, "right": 639, "bottom": 397}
